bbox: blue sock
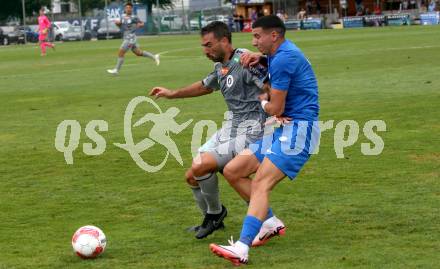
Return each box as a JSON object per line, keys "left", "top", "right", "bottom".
{"left": 266, "top": 207, "right": 274, "bottom": 219}
{"left": 245, "top": 201, "right": 273, "bottom": 220}
{"left": 239, "top": 215, "right": 263, "bottom": 246}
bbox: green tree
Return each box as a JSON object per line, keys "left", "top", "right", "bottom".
{"left": 80, "top": 0, "right": 105, "bottom": 13}
{"left": 0, "top": 0, "right": 51, "bottom": 22}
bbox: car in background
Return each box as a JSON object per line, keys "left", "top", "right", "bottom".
{"left": 52, "top": 21, "right": 71, "bottom": 41}
{"left": 61, "top": 26, "right": 92, "bottom": 41}
{"left": 190, "top": 17, "right": 207, "bottom": 30}
{"left": 0, "top": 26, "right": 25, "bottom": 45}
{"left": 160, "top": 15, "right": 186, "bottom": 31}
{"left": 0, "top": 28, "right": 7, "bottom": 45}
{"left": 97, "top": 20, "right": 122, "bottom": 40}
{"left": 18, "top": 25, "right": 39, "bottom": 43}
{"left": 202, "top": 15, "right": 235, "bottom": 31}
{"left": 205, "top": 15, "right": 229, "bottom": 25}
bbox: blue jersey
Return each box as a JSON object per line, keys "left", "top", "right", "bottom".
{"left": 268, "top": 40, "right": 319, "bottom": 121}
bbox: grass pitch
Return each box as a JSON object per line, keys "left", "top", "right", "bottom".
{"left": 0, "top": 26, "right": 439, "bottom": 268}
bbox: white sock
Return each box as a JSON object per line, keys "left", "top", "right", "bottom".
{"left": 262, "top": 216, "right": 278, "bottom": 228}
{"left": 235, "top": 240, "right": 249, "bottom": 255}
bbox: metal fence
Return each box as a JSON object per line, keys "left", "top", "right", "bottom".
{"left": 0, "top": 5, "right": 237, "bottom": 44}
{"left": 153, "top": 6, "right": 235, "bottom": 34}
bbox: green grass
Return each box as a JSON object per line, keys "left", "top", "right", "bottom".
{"left": 0, "top": 26, "right": 439, "bottom": 268}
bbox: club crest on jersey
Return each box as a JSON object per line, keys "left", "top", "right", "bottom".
{"left": 226, "top": 75, "right": 234, "bottom": 88}
{"left": 221, "top": 67, "right": 229, "bottom": 76}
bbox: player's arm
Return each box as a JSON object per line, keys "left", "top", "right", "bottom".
{"left": 149, "top": 81, "right": 213, "bottom": 99}
{"left": 260, "top": 55, "right": 294, "bottom": 118}
{"left": 42, "top": 18, "right": 50, "bottom": 33}
{"left": 114, "top": 19, "right": 122, "bottom": 26}
{"left": 137, "top": 20, "right": 144, "bottom": 28}
{"left": 262, "top": 82, "right": 271, "bottom": 94}
{"left": 260, "top": 88, "right": 287, "bottom": 117}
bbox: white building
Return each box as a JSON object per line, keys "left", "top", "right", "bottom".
{"left": 51, "top": 0, "right": 78, "bottom": 14}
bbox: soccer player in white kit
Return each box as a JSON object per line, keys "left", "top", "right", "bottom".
{"left": 107, "top": 2, "right": 160, "bottom": 75}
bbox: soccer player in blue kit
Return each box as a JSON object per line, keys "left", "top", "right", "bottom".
{"left": 210, "top": 15, "right": 320, "bottom": 266}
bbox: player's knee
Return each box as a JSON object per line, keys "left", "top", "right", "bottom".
{"left": 191, "top": 162, "right": 205, "bottom": 177}
{"left": 187, "top": 177, "right": 198, "bottom": 187}
{"left": 185, "top": 169, "right": 198, "bottom": 187}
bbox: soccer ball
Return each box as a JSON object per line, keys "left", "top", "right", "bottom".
{"left": 72, "top": 225, "right": 107, "bottom": 259}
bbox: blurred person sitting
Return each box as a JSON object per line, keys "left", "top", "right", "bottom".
{"left": 276, "top": 10, "right": 285, "bottom": 21}
{"left": 251, "top": 9, "right": 258, "bottom": 23}
{"left": 428, "top": 0, "right": 437, "bottom": 11}
{"left": 297, "top": 8, "right": 307, "bottom": 20}
{"left": 233, "top": 13, "right": 240, "bottom": 32}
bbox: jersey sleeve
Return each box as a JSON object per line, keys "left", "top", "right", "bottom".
{"left": 269, "top": 56, "right": 295, "bottom": 91}
{"left": 202, "top": 70, "right": 220, "bottom": 91}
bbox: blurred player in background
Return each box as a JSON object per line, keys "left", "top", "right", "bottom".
{"left": 37, "top": 7, "right": 55, "bottom": 57}
{"left": 107, "top": 2, "right": 160, "bottom": 75}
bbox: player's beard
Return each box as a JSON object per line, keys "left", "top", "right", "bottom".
{"left": 255, "top": 44, "right": 270, "bottom": 55}
{"left": 206, "top": 50, "right": 225, "bottom": 63}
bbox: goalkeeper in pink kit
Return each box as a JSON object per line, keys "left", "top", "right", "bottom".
{"left": 38, "top": 8, "right": 55, "bottom": 56}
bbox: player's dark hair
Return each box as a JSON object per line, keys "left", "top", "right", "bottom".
{"left": 252, "top": 15, "right": 286, "bottom": 37}
{"left": 201, "top": 21, "right": 232, "bottom": 43}
{"left": 124, "top": 2, "right": 133, "bottom": 7}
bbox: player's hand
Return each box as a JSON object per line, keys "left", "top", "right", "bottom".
{"left": 258, "top": 92, "right": 269, "bottom": 101}
{"left": 275, "top": 116, "right": 292, "bottom": 125}
{"left": 114, "top": 19, "right": 121, "bottom": 26}
{"left": 149, "top": 87, "right": 173, "bottom": 99}
{"left": 240, "top": 52, "right": 261, "bottom": 67}
{"left": 265, "top": 116, "right": 291, "bottom": 125}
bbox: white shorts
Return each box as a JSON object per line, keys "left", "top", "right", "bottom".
{"left": 198, "top": 126, "right": 262, "bottom": 170}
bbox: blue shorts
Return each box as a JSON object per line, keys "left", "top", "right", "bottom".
{"left": 250, "top": 120, "right": 319, "bottom": 180}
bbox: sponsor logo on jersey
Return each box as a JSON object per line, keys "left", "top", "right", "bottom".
{"left": 226, "top": 75, "right": 234, "bottom": 87}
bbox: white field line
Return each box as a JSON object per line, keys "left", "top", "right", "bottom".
{"left": 1, "top": 44, "right": 439, "bottom": 79}
{"left": 0, "top": 47, "right": 204, "bottom": 79}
